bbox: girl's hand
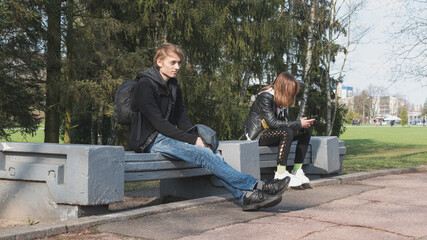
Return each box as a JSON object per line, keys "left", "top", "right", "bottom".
{"left": 301, "top": 117, "right": 316, "bottom": 128}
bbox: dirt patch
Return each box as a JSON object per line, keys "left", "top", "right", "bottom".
{"left": 109, "top": 196, "right": 160, "bottom": 211}
{"left": 0, "top": 219, "right": 27, "bottom": 230}
{"left": 109, "top": 187, "right": 190, "bottom": 211}
{"left": 109, "top": 187, "right": 161, "bottom": 211}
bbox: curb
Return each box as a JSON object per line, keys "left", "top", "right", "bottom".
{"left": 310, "top": 165, "right": 427, "bottom": 187}
{"left": 1, "top": 165, "right": 426, "bottom": 240}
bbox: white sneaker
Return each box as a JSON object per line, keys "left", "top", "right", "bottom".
{"left": 274, "top": 171, "right": 303, "bottom": 187}
{"left": 293, "top": 169, "right": 310, "bottom": 184}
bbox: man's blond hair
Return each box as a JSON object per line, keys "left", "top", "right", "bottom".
{"left": 153, "top": 43, "right": 185, "bottom": 69}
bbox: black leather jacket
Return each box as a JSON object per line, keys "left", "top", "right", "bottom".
{"left": 243, "top": 92, "right": 302, "bottom": 140}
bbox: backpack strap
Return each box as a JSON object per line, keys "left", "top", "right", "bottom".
{"left": 136, "top": 113, "right": 142, "bottom": 141}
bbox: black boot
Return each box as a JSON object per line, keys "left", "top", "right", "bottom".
{"left": 261, "top": 176, "right": 291, "bottom": 195}
{"left": 242, "top": 190, "right": 282, "bottom": 211}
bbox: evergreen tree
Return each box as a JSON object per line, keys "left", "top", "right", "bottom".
{"left": 422, "top": 99, "right": 427, "bottom": 117}
{"left": 345, "top": 109, "right": 356, "bottom": 124}
{"left": 400, "top": 106, "right": 408, "bottom": 126}
{"left": 0, "top": 0, "right": 44, "bottom": 140}
{"left": 44, "top": 0, "right": 62, "bottom": 143}
{"left": 63, "top": 0, "right": 153, "bottom": 145}
{"left": 1, "top": 0, "right": 350, "bottom": 143}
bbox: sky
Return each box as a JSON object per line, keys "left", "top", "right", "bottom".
{"left": 336, "top": 0, "right": 426, "bottom": 106}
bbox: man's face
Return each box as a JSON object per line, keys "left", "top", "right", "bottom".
{"left": 157, "top": 52, "right": 182, "bottom": 82}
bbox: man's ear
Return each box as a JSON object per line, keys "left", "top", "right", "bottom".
{"left": 157, "top": 59, "right": 163, "bottom": 68}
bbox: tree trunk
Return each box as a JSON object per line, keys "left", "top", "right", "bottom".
{"left": 91, "top": 105, "right": 96, "bottom": 144}
{"left": 107, "top": 118, "right": 116, "bottom": 145}
{"left": 298, "top": 0, "right": 316, "bottom": 118}
{"left": 64, "top": 0, "right": 74, "bottom": 144}
{"left": 44, "top": 0, "right": 62, "bottom": 143}
{"left": 239, "top": 71, "right": 251, "bottom": 105}
{"left": 91, "top": 119, "right": 96, "bottom": 144}
{"left": 331, "top": 0, "right": 352, "bottom": 135}
{"left": 64, "top": 104, "right": 71, "bottom": 143}
{"left": 283, "top": 1, "right": 291, "bottom": 72}
{"left": 97, "top": 106, "right": 103, "bottom": 145}
{"left": 325, "top": 1, "right": 335, "bottom": 136}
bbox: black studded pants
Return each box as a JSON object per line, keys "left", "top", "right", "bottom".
{"left": 258, "top": 127, "right": 311, "bottom": 166}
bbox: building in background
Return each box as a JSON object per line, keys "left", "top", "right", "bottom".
{"left": 407, "top": 104, "right": 423, "bottom": 124}
{"left": 337, "top": 84, "right": 355, "bottom": 110}
{"left": 378, "top": 96, "right": 406, "bottom": 117}
{"left": 338, "top": 84, "right": 422, "bottom": 123}
{"left": 340, "top": 85, "right": 354, "bottom": 98}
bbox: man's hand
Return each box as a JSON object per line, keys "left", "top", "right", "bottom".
{"left": 195, "top": 137, "right": 205, "bottom": 147}
{"left": 301, "top": 117, "right": 316, "bottom": 128}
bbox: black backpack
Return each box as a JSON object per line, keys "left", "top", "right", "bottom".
{"left": 114, "top": 80, "right": 137, "bottom": 125}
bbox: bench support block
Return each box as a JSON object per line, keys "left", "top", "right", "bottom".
{"left": 0, "top": 142, "right": 124, "bottom": 221}
{"left": 218, "top": 140, "right": 260, "bottom": 179}
{"left": 0, "top": 179, "right": 108, "bottom": 221}
{"left": 160, "top": 176, "right": 229, "bottom": 200}
{"left": 303, "top": 136, "right": 342, "bottom": 175}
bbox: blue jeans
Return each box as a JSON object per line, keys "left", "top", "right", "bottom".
{"left": 146, "top": 134, "right": 258, "bottom": 203}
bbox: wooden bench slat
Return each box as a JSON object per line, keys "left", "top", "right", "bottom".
{"left": 259, "top": 146, "right": 282, "bottom": 154}
{"left": 259, "top": 154, "right": 311, "bottom": 162}
{"left": 124, "top": 152, "right": 170, "bottom": 162}
{"left": 259, "top": 155, "right": 312, "bottom": 168}
{"left": 125, "top": 161, "right": 202, "bottom": 172}
{"left": 259, "top": 160, "right": 278, "bottom": 168}
{"left": 260, "top": 153, "right": 297, "bottom": 161}
{"left": 123, "top": 151, "right": 211, "bottom": 182}
{"left": 258, "top": 145, "right": 311, "bottom": 155}
{"left": 125, "top": 168, "right": 211, "bottom": 181}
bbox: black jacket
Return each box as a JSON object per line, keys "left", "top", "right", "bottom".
{"left": 129, "top": 66, "right": 197, "bottom": 152}
{"left": 243, "top": 92, "right": 302, "bottom": 140}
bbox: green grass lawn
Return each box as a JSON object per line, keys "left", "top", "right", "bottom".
{"left": 2, "top": 128, "right": 47, "bottom": 143}
{"left": 340, "top": 126, "right": 427, "bottom": 173}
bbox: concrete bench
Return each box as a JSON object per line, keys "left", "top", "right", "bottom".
{"left": 0, "top": 137, "right": 345, "bottom": 222}
{"left": 0, "top": 142, "right": 124, "bottom": 221}
{"left": 135, "top": 137, "right": 346, "bottom": 198}
{"left": 0, "top": 140, "right": 261, "bottom": 221}
{"left": 259, "top": 136, "right": 346, "bottom": 178}
{"left": 124, "top": 152, "right": 211, "bottom": 181}
{"left": 124, "top": 140, "right": 260, "bottom": 200}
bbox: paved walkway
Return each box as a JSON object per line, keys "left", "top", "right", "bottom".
{"left": 1, "top": 167, "right": 426, "bottom": 240}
